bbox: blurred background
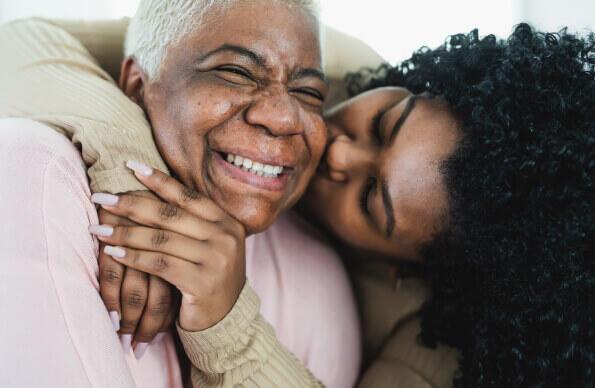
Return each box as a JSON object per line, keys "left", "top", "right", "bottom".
{"left": 0, "top": 0, "right": 593, "bottom": 63}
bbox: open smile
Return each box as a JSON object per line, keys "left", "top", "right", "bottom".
{"left": 211, "top": 150, "right": 294, "bottom": 192}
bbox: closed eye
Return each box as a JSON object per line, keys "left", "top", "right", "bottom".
{"left": 359, "top": 177, "right": 376, "bottom": 215}
{"left": 371, "top": 110, "right": 384, "bottom": 144}
{"left": 214, "top": 65, "right": 256, "bottom": 85}
{"left": 294, "top": 87, "right": 323, "bottom": 100}
{"left": 291, "top": 87, "right": 325, "bottom": 107}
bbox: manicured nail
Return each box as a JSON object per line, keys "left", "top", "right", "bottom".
{"left": 104, "top": 245, "right": 126, "bottom": 258}
{"left": 134, "top": 342, "right": 149, "bottom": 360}
{"left": 91, "top": 193, "right": 119, "bottom": 206}
{"left": 120, "top": 334, "right": 132, "bottom": 354}
{"left": 89, "top": 224, "right": 114, "bottom": 237}
{"left": 109, "top": 311, "right": 120, "bottom": 331}
{"left": 126, "top": 160, "right": 153, "bottom": 177}
{"left": 151, "top": 332, "right": 167, "bottom": 345}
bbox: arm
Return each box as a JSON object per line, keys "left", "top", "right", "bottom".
{"left": 0, "top": 18, "right": 169, "bottom": 193}
{"left": 0, "top": 118, "right": 137, "bottom": 387}
{"left": 178, "top": 284, "right": 325, "bottom": 388}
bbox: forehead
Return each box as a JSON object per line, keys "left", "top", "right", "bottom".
{"left": 179, "top": 1, "right": 322, "bottom": 71}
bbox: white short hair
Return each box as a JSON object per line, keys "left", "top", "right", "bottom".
{"left": 125, "top": 0, "right": 320, "bottom": 80}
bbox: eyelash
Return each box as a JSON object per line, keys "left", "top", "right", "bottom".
{"left": 371, "top": 111, "right": 384, "bottom": 144}
{"left": 217, "top": 65, "right": 254, "bottom": 79}
{"left": 359, "top": 177, "right": 376, "bottom": 215}
{"left": 293, "top": 87, "right": 323, "bottom": 101}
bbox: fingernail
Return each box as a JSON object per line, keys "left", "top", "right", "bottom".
{"left": 134, "top": 342, "right": 149, "bottom": 360}
{"left": 151, "top": 332, "right": 167, "bottom": 345}
{"left": 91, "top": 193, "right": 119, "bottom": 206}
{"left": 89, "top": 224, "right": 114, "bottom": 237}
{"left": 126, "top": 160, "right": 153, "bottom": 177}
{"left": 104, "top": 245, "right": 126, "bottom": 258}
{"left": 109, "top": 311, "right": 120, "bottom": 331}
{"left": 120, "top": 334, "right": 132, "bottom": 354}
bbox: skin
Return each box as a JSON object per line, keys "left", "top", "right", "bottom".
{"left": 300, "top": 87, "right": 462, "bottom": 261}
{"left": 92, "top": 0, "right": 328, "bottom": 354}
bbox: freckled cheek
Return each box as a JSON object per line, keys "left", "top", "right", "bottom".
{"left": 215, "top": 100, "right": 232, "bottom": 116}
{"left": 180, "top": 88, "right": 241, "bottom": 133}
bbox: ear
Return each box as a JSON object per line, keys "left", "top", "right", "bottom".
{"left": 119, "top": 57, "right": 147, "bottom": 108}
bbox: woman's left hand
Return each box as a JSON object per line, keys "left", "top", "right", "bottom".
{"left": 91, "top": 161, "right": 247, "bottom": 332}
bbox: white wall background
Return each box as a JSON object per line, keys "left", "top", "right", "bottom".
{"left": 0, "top": 0, "right": 593, "bottom": 63}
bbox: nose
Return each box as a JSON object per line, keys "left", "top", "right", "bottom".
{"left": 244, "top": 85, "right": 303, "bottom": 137}
{"left": 326, "top": 135, "right": 375, "bottom": 181}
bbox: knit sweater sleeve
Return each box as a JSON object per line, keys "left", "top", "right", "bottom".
{"left": 0, "top": 18, "right": 169, "bottom": 193}
{"left": 177, "top": 283, "right": 325, "bottom": 388}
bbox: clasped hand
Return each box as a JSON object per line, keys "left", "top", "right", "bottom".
{"left": 89, "top": 161, "right": 246, "bottom": 358}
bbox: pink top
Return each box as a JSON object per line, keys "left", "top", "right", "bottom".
{"left": 0, "top": 118, "right": 360, "bottom": 388}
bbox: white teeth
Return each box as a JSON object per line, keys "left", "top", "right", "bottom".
{"left": 225, "top": 153, "right": 285, "bottom": 178}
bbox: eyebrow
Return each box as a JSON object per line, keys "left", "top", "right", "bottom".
{"left": 388, "top": 95, "right": 417, "bottom": 143}
{"left": 197, "top": 44, "right": 266, "bottom": 67}
{"left": 381, "top": 179, "right": 396, "bottom": 237}
{"left": 290, "top": 68, "right": 328, "bottom": 84}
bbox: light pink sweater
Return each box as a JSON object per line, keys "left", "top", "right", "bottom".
{"left": 0, "top": 118, "right": 360, "bottom": 388}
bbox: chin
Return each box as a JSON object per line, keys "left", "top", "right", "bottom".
{"left": 227, "top": 201, "right": 280, "bottom": 235}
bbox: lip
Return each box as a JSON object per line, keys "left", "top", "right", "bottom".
{"left": 211, "top": 146, "right": 297, "bottom": 169}
{"left": 211, "top": 151, "right": 291, "bottom": 192}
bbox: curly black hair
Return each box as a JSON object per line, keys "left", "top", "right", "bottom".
{"left": 348, "top": 24, "right": 595, "bottom": 387}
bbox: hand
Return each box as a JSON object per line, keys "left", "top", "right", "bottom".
{"left": 91, "top": 161, "right": 246, "bottom": 332}
{"left": 90, "top": 192, "right": 179, "bottom": 359}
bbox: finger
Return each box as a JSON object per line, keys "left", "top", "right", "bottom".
{"left": 92, "top": 224, "right": 210, "bottom": 264}
{"left": 119, "top": 268, "right": 149, "bottom": 353}
{"left": 160, "top": 291, "right": 178, "bottom": 333}
{"left": 92, "top": 193, "right": 221, "bottom": 241}
{"left": 156, "top": 288, "right": 180, "bottom": 342}
{"left": 126, "top": 161, "right": 226, "bottom": 222}
{"left": 132, "top": 276, "right": 172, "bottom": 359}
{"left": 104, "top": 245, "right": 201, "bottom": 295}
{"left": 98, "top": 246, "right": 125, "bottom": 330}
{"left": 98, "top": 207, "right": 138, "bottom": 227}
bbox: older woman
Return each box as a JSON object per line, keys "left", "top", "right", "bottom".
{"left": 0, "top": 1, "right": 366, "bottom": 387}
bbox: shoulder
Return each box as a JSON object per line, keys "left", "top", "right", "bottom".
{"left": 0, "top": 118, "right": 97, "bottom": 260}
{"left": 0, "top": 118, "right": 91, "bottom": 212}
{"left": 0, "top": 118, "right": 86, "bottom": 175}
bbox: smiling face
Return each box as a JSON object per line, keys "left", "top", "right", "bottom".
{"left": 124, "top": 1, "right": 327, "bottom": 234}
{"left": 301, "top": 87, "right": 461, "bottom": 261}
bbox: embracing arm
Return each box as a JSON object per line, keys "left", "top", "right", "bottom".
{"left": 177, "top": 284, "right": 325, "bottom": 388}
{"left": 0, "top": 18, "right": 168, "bottom": 193}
